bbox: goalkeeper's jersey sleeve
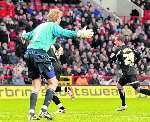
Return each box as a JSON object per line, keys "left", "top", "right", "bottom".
{"left": 52, "top": 23, "right": 77, "bottom": 37}
{"left": 25, "top": 22, "right": 77, "bottom": 52}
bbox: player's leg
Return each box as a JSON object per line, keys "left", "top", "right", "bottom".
{"left": 42, "top": 79, "right": 66, "bottom": 113}
{"left": 28, "top": 78, "right": 41, "bottom": 120}
{"left": 116, "top": 76, "right": 127, "bottom": 111}
{"left": 24, "top": 53, "right": 41, "bottom": 120}
{"left": 42, "top": 79, "right": 70, "bottom": 113}
{"left": 139, "top": 88, "right": 150, "bottom": 95}
{"left": 130, "top": 77, "right": 150, "bottom": 95}
{"left": 39, "top": 72, "right": 58, "bottom": 120}
{"left": 66, "top": 85, "right": 75, "bottom": 99}
{"left": 53, "top": 72, "right": 74, "bottom": 112}
{"left": 55, "top": 85, "right": 75, "bottom": 98}
{"left": 53, "top": 85, "right": 65, "bottom": 112}
{"left": 53, "top": 95, "right": 66, "bottom": 113}
{"left": 55, "top": 70, "right": 75, "bottom": 98}
{"left": 52, "top": 85, "right": 75, "bottom": 113}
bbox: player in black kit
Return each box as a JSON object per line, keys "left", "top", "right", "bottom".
{"left": 111, "top": 36, "right": 150, "bottom": 111}
{"left": 44, "top": 43, "right": 74, "bottom": 113}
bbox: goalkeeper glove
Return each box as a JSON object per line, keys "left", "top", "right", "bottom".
{"left": 77, "top": 26, "right": 94, "bottom": 38}
{"left": 20, "top": 30, "right": 27, "bottom": 44}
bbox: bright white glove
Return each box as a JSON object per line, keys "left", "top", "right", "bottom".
{"left": 22, "top": 30, "right": 26, "bottom": 37}
{"left": 77, "top": 26, "right": 94, "bottom": 38}
{"left": 21, "top": 30, "right": 27, "bottom": 44}
{"left": 57, "top": 47, "right": 64, "bottom": 56}
{"left": 51, "top": 45, "right": 63, "bottom": 59}
{"left": 55, "top": 47, "right": 63, "bottom": 59}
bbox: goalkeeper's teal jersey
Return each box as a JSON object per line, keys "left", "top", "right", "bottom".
{"left": 22, "top": 22, "right": 77, "bottom": 52}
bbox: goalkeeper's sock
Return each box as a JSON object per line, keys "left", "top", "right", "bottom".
{"left": 118, "top": 89, "right": 126, "bottom": 106}
{"left": 140, "top": 89, "right": 150, "bottom": 95}
{"left": 30, "top": 90, "right": 38, "bottom": 111}
{"left": 41, "top": 89, "right": 55, "bottom": 112}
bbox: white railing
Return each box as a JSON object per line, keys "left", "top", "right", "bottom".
{"left": 91, "top": 0, "right": 143, "bottom": 17}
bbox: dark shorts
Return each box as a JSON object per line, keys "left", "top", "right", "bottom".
{"left": 118, "top": 74, "right": 140, "bottom": 89}
{"left": 24, "top": 49, "right": 56, "bottom": 80}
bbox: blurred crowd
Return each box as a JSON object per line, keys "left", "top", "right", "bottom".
{"left": 0, "top": 0, "right": 150, "bottom": 85}
{"left": 131, "top": 0, "right": 150, "bottom": 10}
{"left": 41, "top": 0, "right": 81, "bottom": 4}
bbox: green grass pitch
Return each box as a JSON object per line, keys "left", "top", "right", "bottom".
{"left": 0, "top": 98, "right": 150, "bottom": 122}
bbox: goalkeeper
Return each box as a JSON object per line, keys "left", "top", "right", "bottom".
{"left": 22, "top": 9, "right": 93, "bottom": 120}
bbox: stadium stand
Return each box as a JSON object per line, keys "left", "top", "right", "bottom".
{"left": 131, "top": 0, "right": 150, "bottom": 10}
{"left": 0, "top": 0, "right": 150, "bottom": 85}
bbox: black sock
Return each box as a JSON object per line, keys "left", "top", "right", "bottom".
{"left": 42, "top": 89, "right": 55, "bottom": 112}
{"left": 55, "top": 86, "right": 61, "bottom": 92}
{"left": 118, "top": 89, "right": 126, "bottom": 106}
{"left": 53, "top": 95, "right": 61, "bottom": 105}
{"left": 140, "top": 89, "right": 150, "bottom": 95}
{"left": 30, "top": 91, "right": 38, "bottom": 112}
{"left": 59, "top": 106, "right": 65, "bottom": 110}
{"left": 55, "top": 86, "right": 67, "bottom": 92}
{"left": 65, "top": 87, "right": 67, "bottom": 92}
{"left": 52, "top": 95, "right": 65, "bottom": 109}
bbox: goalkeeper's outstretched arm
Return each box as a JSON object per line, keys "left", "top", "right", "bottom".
{"left": 53, "top": 23, "right": 94, "bottom": 39}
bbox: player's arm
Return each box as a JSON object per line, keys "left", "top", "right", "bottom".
{"left": 109, "top": 49, "right": 120, "bottom": 63}
{"left": 48, "top": 44, "right": 63, "bottom": 65}
{"left": 48, "top": 44, "right": 62, "bottom": 74}
{"left": 109, "top": 53, "right": 117, "bottom": 64}
{"left": 53, "top": 43, "right": 64, "bottom": 56}
{"left": 52, "top": 23, "right": 93, "bottom": 38}
{"left": 134, "top": 50, "right": 142, "bottom": 63}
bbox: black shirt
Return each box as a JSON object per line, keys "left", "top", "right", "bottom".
{"left": 111, "top": 45, "right": 139, "bottom": 75}
{"left": 47, "top": 45, "right": 62, "bottom": 74}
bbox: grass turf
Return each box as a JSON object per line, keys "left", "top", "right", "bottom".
{"left": 0, "top": 98, "right": 150, "bottom": 122}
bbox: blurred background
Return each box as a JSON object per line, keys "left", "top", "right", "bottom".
{"left": 0, "top": 0, "right": 150, "bottom": 86}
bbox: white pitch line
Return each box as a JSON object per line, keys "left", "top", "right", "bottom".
{"left": 64, "top": 112, "right": 150, "bottom": 118}
{"left": 0, "top": 111, "right": 150, "bottom": 120}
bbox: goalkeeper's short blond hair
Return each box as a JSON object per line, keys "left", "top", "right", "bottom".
{"left": 47, "top": 9, "right": 63, "bottom": 22}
